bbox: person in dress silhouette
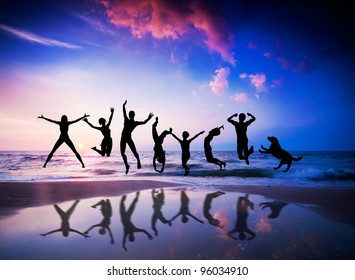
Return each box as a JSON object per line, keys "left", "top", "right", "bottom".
{"left": 170, "top": 189, "right": 204, "bottom": 224}
{"left": 151, "top": 188, "right": 171, "bottom": 235}
{"left": 84, "top": 107, "right": 114, "bottom": 157}
{"left": 227, "top": 112, "right": 256, "bottom": 165}
{"left": 120, "top": 100, "right": 153, "bottom": 174}
{"left": 204, "top": 125, "right": 226, "bottom": 169}
{"left": 40, "top": 200, "right": 89, "bottom": 238}
{"left": 84, "top": 199, "right": 114, "bottom": 244}
{"left": 38, "top": 113, "right": 89, "bottom": 168}
{"left": 120, "top": 192, "right": 153, "bottom": 251}
{"left": 171, "top": 130, "right": 204, "bottom": 176}
{"left": 152, "top": 117, "right": 172, "bottom": 173}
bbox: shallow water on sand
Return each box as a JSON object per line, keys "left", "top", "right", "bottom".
{"left": 1, "top": 186, "right": 354, "bottom": 260}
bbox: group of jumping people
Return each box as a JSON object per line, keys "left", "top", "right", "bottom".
{"left": 38, "top": 100, "right": 256, "bottom": 175}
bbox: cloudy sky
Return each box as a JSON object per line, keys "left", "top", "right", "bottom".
{"left": 0, "top": 0, "right": 354, "bottom": 152}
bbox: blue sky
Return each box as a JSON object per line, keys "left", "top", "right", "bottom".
{"left": 0, "top": 0, "right": 354, "bottom": 152}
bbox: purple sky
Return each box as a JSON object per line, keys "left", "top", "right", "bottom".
{"left": 0, "top": 0, "right": 354, "bottom": 152}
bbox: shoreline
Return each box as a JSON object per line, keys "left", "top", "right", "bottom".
{"left": 1, "top": 180, "right": 355, "bottom": 225}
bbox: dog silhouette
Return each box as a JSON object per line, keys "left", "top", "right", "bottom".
{"left": 259, "top": 136, "right": 303, "bottom": 172}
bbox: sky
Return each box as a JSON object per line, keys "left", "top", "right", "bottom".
{"left": 0, "top": 0, "right": 354, "bottom": 152}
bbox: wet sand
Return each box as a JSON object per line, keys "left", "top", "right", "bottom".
{"left": 1, "top": 180, "right": 355, "bottom": 225}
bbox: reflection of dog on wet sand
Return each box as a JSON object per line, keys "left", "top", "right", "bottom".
{"left": 259, "top": 136, "right": 303, "bottom": 172}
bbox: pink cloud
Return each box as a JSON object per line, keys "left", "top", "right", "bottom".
{"left": 255, "top": 216, "right": 272, "bottom": 233}
{"left": 249, "top": 73, "right": 267, "bottom": 92}
{"left": 209, "top": 67, "right": 230, "bottom": 96}
{"left": 265, "top": 39, "right": 312, "bottom": 73}
{"left": 248, "top": 41, "right": 256, "bottom": 49}
{"left": 233, "top": 93, "right": 248, "bottom": 103}
{"left": 239, "top": 73, "right": 247, "bottom": 79}
{"left": 294, "top": 56, "right": 312, "bottom": 73}
{"left": 271, "top": 76, "right": 286, "bottom": 88}
{"left": 98, "top": 0, "right": 235, "bottom": 64}
{"left": 170, "top": 52, "right": 178, "bottom": 63}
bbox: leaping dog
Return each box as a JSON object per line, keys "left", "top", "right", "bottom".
{"left": 259, "top": 136, "right": 303, "bottom": 172}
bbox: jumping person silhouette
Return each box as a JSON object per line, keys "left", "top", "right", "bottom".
{"left": 170, "top": 189, "right": 204, "bottom": 224}
{"left": 151, "top": 188, "right": 171, "bottom": 236}
{"left": 228, "top": 194, "right": 255, "bottom": 241}
{"left": 204, "top": 125, "right": 226, "bottom": 169}
{"left": 40, "top": 200, "right": 89, "bottom": 238}
{"left": 203, "top": 191, "right": 225, "bottom": 228}
{"left": 38, "top": 113, "right": 89, "bottom": 168}
{"left": 152, "top": 117, "right": 172, "bottom": 173}
{"left": 120, "top": 192, "right": 153, "bottom": 251}
{"left": 84, "top": 199, "right": 114, "bottom": 244}
{"left": 227, "top": 112, "right": 256, "bottom": 165}
{"left": 120, "top": 100, "right": 154, "bottom": 174}
{"left": 84, "top": 107, "right": 114, "bottom": 157}
{"left": 171, "top": 130, "right": 204, "bottom": 176}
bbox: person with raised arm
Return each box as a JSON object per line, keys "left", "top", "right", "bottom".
{"left": 171, "top": 129, "right": 204, "bottom": 176}
{"left": 227, "top": 112, "right": 256, "bottom": 165}
{"left": 170, "top": 189, "right": 204, "bottom": 224}
{"left": 38, "top": 113, "right": 89, "bottom": 168}
{"left": 120, "top": 100, "right": 154, "bottom": 174}
{"left": 120, "top": 192, "right": 153, "bottom": 251}
{"left": 84, "top": 107, "right": 114, "bottom": 157}
{"left": 40, "top": 200, "right": 89, "bottom": 238}
{"left": 204, "top": 125, "right": 226, "bottom": 169}
{"left": 152, "top": 117, "right": 172, "bottom": 173}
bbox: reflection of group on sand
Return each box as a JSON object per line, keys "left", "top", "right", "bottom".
{"left": 38, "top": 100, "right": 302, "bottom": 174}
{"left": 40, "top": 189, "right": 288, "bottom": 250}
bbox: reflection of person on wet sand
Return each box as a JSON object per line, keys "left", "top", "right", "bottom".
{"left": 227, "top": 112, "right": 255, "bottom": 165}
{"left": 171, "top": 130, "right": 204, "bottom": 176}
{"left": 151, "top": 188, "right": 171, "bottom": 236}
{"left": 203, "top": 191, "right": 225, "bottom": 228}
{"left": 260, "top": 201, "right": 288, "bottom": 219}
{"left": 152, "top": 117, "right": 172, "bottom": 173}
{"left": 120, "top": 192, "right": 153, "bottom": 251}
{"left": 170, "top": 189, "right": 204, "bottom": 224}
{"left": 84, "top": 199, "right": 114, "bottom": 244}
{"left": 40, "top": 200, "right": 89, "bottom": 238}
{"left": 84, "top": 107, "right": 114, "bottom": 157}
{"left": 228, "top": 194, "right": 255, "bottom": 241}
{"left": 120, "top": 100, "right": 154, "bottom": 174}
{"left": 38, "top": 113, "right": 89, "bottom": 168}
{"left": 204, "top": 126, "right": 226, "bottom": 169}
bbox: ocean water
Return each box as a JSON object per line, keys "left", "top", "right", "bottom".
{"left": 0, "top": 150, "right": 354, "bottom": 188}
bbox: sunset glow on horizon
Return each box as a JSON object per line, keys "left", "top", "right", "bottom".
{"left": 0, "top": 0, "right": 354, "bottom": 152}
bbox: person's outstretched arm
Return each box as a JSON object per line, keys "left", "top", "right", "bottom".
{"left": 38, "top": 115, "right": 60, "bottom": 125}
{"left": 190, "top": 131, "right": 205, "bottom": 142}
{"left": 135, "top": 228, "right": 153, "bottom": 239}
{"left": 84, "top": 224, "right": 100, "bottom": 234}
{"left": 171, "top": 132, "right": 182, "bottom": 144}
{"left": 139, "top": 112, "right": 154, "bottom": 125}
{"left": 246, "top": 113, "right": 256, "bottom": 124}
{"left": 69, "top": 113, "right": 90, "bottom": 125}
{"left": 123, "top": 100, "right": 128, "bottom": 121}
{"left": 70, "top": 228, "right": 90, "bottom": 238}
{"left": 169, "top": 211, "right": 181, "bottom": 222}
{"left": 227, "top": 113, "right": 238, "bottom": 124}
{"left": 122, "top": 234, "right": 128, "bottom": 251}
{"left": 107, "top": 107, "right": 115, "bottom": 127}
{"left": 83, "top": 118, "right": 100, "bottom": 130}
{"left": 188, "top": 213, "right": 204, "bottom": 223}
{"left": 40, "top": 228, "right": 61, "bottom": 236}
{"left": 107, "top": 227, "right": 115, "bottom": 244}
